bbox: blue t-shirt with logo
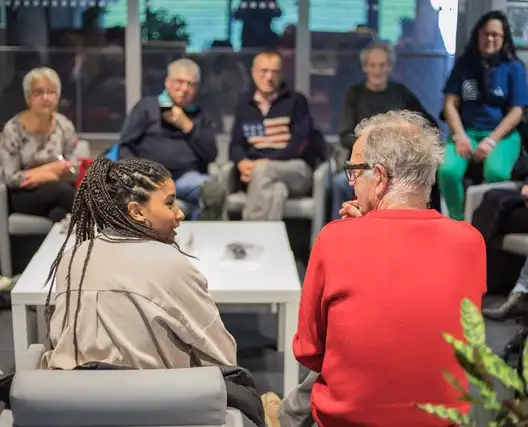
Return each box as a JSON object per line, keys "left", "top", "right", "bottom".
{"left": 443, "top": 57, "right": 528, "bottom": 130}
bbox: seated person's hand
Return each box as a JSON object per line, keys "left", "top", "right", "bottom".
{"left": 473, "top": 137, "right": 496, "bottom": 161}
{"left": 238, "top": 159, "right": 269, "bottom": 183}
{"left": 20, "top": 169, "right": 59, "bottom": 189}
{"left": 339, "top": 199, "right": 362, "bottom": 219}
{"left": 162, "top": 106, "right": 193, "bottom": 133}
{"left": 237, "top": 159, "right": 254, "bottom": 183}
{"left": 453, "top": 133, "right": 472, "bottom": 158}
{"left": 522, "top": 185, "right": 528, "bottom": 207}
{"left": 44, "top": 160, "right": 75, "bottom": 177}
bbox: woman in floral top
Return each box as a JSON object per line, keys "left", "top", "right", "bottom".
{"left": 0, "top": 67, "right": 78, "bottom": 222}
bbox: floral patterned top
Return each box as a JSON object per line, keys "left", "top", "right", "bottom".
{"left": 0, "top": 113, "right": 78, "bottom": 188}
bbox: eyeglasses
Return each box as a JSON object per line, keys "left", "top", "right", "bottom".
{"left": 31, "top": 89, "right": 58, "bottom": 98}
{"left": 343, "top": 161, "right": 371, "bottom": 184}
{"left": 168, "top": 78, "right": 197, "bottom": 89}
{"left": 254, "top": 68, "right": 281, "bottom": 77}
{"left": 479, "top": 30, "right": 504, "bottom": 40}
{"left": 344, "top": 161, "right": 392, "bottom": 184}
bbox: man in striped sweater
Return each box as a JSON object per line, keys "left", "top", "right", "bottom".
{"left": 229, "top": 50, "right": 318, "bottom": 221}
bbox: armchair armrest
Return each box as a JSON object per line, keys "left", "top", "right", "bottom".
{"left": 0, "top": 408, "right": 12, "bottom": 427}
{"left": 310, "top": 162, "right": 329, "bottom": 247}
{"left": 218, "top": 162, "right": 238, "bottom": 195}
{"left": 0, "top": 181, "right": 12, "bottom": 277}
{"left": 74, "top": 140, "right": 91, "bottom": 159}
{"left": 464, "top": 181, "right": 522, "bottom": 223}
{"left": 19, "top": 344, "right": 46, "bottom": 370}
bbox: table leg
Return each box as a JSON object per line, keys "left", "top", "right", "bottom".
{"left": 277, "top": 304, "right": 285, "bottom": 352}
{"left": 281, "top": 301, "right": 299, "bottom": 396}
{"left": 12, "top": 304, "right": 30, "bottom": 370}
{"left": 36, "top": 306, "right": 47, "bottom": 344}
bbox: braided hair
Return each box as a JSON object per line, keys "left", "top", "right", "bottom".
{"left": 44, "top": 157, "right": 173, "bottom": 364}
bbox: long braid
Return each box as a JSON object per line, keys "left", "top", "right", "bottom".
{"left": 44, "top": 157, "right": 174, "bottom": 363}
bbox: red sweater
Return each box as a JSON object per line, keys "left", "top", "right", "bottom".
{"left": 293, "top": 209, "right": 486, "bottom": 427}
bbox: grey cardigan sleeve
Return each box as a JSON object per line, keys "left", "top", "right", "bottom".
{"left": 0, "top": 120, "right": 25, "bottom": 188}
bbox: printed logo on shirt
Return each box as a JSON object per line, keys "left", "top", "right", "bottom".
{"left": 242, "top": 117, "right": 291, "bottom": 149}
{"left": 242, "top": 122, "right": 265, "bottom": 140}
{"left": 492, "top": 87, "right": 505, "bottom": 97}
{"left": 462, "top": 79, "right": 479, "bottom": 101}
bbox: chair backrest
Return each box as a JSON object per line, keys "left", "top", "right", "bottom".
{"left": 10, "top": 366, "right": 228, "bottom": 427}
{"left": 74, "top": 140, "right": 91, "bottom": 159}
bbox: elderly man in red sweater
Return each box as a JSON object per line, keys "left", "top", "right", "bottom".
{"left": 265, "top": 110, "right": 486, "bottom": 427}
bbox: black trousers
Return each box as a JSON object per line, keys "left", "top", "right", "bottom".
{"left": 8, "top": 181, "right": 75, "bottom": 223}
{"left": 472, "top": 189, "right": 528, "bottom": 294}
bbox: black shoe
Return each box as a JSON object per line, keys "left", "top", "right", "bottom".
{"left": 483, "top": 293, "right": 528, "bottom": 321}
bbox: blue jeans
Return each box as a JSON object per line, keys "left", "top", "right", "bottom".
{"left": 513, "top": 257, "right": 528, "bottom": 294}
{"left": 174, "top": 171, "right": 211, "bottom": 220}
{"left": 331, "top": 172, "right": 354, "bottom": 220}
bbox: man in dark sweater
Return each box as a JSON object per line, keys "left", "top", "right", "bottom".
{"left": 229, "top": 50, "right": 317, "bottom": 221}
{"left": 333, "top": 41, "right": 439, "bottom": 219}
{"left": 118, "top": 58, "right": 217, "bottom": 220}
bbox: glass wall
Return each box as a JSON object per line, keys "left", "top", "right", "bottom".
{"left": 0, "top": 0, "right": 127, "bottom": 133}
{"left": 135, "top": 0, "right": 298, "bottom": 133}
{"left": 0, "top": 0, "right": 459, "bottom": 138}
{"left": 308, "top": 0, "right": 458, "bottom": 135}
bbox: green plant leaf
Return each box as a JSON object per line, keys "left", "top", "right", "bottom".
{"left": 522, "top": 338, "right": 528, "bottom": 388}
{"left": 471, "top": 377, "right": 501, "bottom": 411}
{"left": 444, "top": 333, "right": 475, "bottom": 362}
{"left": 479, "top": 350, "right": 524, "bottom": 393}
{"left": 416, "top": 404, "right": 471, "bottom": 425}
{"left": 443, "top": 371, "right": 468, "bottom": 395}
{"left": 460, "top": 298, "right": 486, "bottom": 347}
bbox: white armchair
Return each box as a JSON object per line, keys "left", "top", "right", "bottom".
{"left": 0, "top": 140, "right": 91, "bottom": 277}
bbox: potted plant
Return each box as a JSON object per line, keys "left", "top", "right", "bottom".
{"left": 418, "top": 298, "right": 528, "bottom": 426}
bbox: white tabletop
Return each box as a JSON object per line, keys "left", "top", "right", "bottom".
{"left": 11, "top": 221, "right": 301, "bottom": 306}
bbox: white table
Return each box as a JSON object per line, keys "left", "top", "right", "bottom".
{"left": 11, "top": 221, "right": 301, "bottom": 395}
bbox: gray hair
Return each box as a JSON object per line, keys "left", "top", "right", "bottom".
{"left": 360, "top": 41, "right": 396, "bottom": 66}
{"left": 167, "top": 58, "right": 201, "bottom": 83}
{"left": 22, "top": 67, "right": 62, "bottom": 97}
{"left": 355, "top": 110, "right": 444, "bottom": 199}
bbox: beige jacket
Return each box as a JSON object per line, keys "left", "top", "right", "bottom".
{"left": 41, "top": 231, "right": 237, "bottom": 370}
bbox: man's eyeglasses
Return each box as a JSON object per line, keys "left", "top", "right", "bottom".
{"left": 344, "top": 161, "right": 392, "bottom": 184}
{"left": 168, "top": 78, "right": 197, "bottom": 89}
{"left": 343, "top": 162, "right": 371, "bottom": 184}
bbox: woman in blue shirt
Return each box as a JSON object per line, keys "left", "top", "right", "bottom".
{"left": 439, "top": 10, "right": 528, "bottom": 220}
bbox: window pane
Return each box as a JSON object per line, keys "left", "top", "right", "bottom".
{"left": 140, "top": 0, "right": 297, "bottom": 134}
{"left": 0, "top": 1, "right": 127, "bottom": 133}
{"left": 309, "top": 0, "right": 457, "bottom": 135}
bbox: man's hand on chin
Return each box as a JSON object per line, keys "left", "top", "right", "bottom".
{"left": 339, "top": 200, "right": 362, "bottom": 219}
{"left": 163, "top": 106, "right": 194, "bottom": 133}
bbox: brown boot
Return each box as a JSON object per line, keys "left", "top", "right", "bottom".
{"left": 483, "top": 293, "right": 528, "bottom": 321}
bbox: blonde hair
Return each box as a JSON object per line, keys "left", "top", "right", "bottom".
{"left": 23, "top": 67, "right": 62, "bottom": 97}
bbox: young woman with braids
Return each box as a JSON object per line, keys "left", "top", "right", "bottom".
{"left": 39, "top": 156, "right": 237, "bottom": 370}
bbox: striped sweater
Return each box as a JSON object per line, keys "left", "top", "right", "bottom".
{"left": 229, "top": 86, "right": 316, "bottom": 167}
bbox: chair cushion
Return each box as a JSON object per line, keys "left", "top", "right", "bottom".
{"left": 227, "top": 192, "right": 314, "bottom": 219}
{"left": 8, "top": 214, "right": 53, "bottom": 236}
{"left": 502, "top": 234, "right": 528, "bottom": 256}
{"left": 10, "top": 367, "right": 227, "bottom": 427}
